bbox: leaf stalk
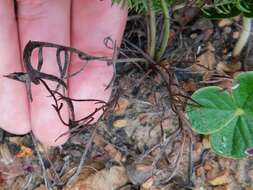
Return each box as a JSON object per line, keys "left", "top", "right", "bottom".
{"left": 147, "top": 0, "right": 156, "bottom": 59}
{"left": 233, "top": 17, "right": 252, "bottom": 58}
{"left": 155, "top": 0, "right": 170, "bottom": 61}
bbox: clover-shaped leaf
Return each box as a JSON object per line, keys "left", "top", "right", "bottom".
{"left": 186, "top": 72, "right": 253, "bottom": 159}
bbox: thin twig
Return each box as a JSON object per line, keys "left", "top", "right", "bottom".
{"left": 31, "top": 133, "right": 52, "bottom": 190}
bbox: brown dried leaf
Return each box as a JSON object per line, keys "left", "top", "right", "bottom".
{"left": 217, "top": 61, "right": 241, "bottom": 75}
{"left": 114, "top": 98, "right": 129, "bottom": 114}
{"left": 192, "top": 43, "right": 216, "bottom": 79}
{"left": 209, "top": 170, "right": 230, "bottom": 186}
{"left": 8, "top": 137, "right": 23, "bottom": 145}
{"left": 194, "top": 143, "right": 203, "bottom": 156}
{"left": 195, "top": 166, "right": 204, "bottom": 177}
{"left": 0, "top": 159, "right": 27, "bottom": 190}
{"left": 113, "top": 119, "right": 128, "bottom": 128}
{"left": 93, "top": 134, "right": 107, "bottom": 148}
{"left": 204, "top": 161, "right": 213, "bottom": 171}
{"left": 141, "top": 177, "right": 154, "bottom": 190}
{"left": 65, "top": 165, "right": 128, "bottom": 190}
{"left": 133, "top": 124, "right": 161, "bottom": 151}
{"left": 218, "top": 19, "right": 233, "bottom": 27}
{"left": 213, "top": 185, "right": 230, "bottom": 190}
{"left": 0, "top": 144, "right": 13, "bottom": 164}
{"left": 127, "top": 160, "right": 153, "bottom": 185}
{"left": 35, "top": 185, "right": 47, "bottom": 190}
{"left": 16, "top": 145, "right": 33, "bottom": 158}
{"left": 182, "top": 80, "right": 197, "bottom": 93}
{"left": 138, "top": 113, "right": 149, "bottom": 126}
{"left": 104, "top": 144, "right": 122, "bottom": 163}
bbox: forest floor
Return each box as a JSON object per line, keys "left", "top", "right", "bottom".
{"left": 1, "top": 6, "right": 253, "bottom": 190}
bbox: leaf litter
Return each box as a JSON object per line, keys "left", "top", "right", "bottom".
{"left": 0, "top": 3, "right": 253, "bottom": 190}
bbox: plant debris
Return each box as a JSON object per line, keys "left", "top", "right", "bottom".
{"left": 1, "top": 2, "right": 253, "bottom": 190}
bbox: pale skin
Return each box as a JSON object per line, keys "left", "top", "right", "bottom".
{"left": 0, "top": 0, "right": 127, "bottom": 145}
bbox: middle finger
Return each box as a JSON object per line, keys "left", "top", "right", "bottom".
{"left": 17, "top": 0, "right": 71, "bottom": 145}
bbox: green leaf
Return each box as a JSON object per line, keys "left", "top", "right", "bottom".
{"left": 186, "top": 71, "right": 253, "bottom": 158}
{"left": 232, "top": 71, "right": 253, "bottom": 108}
{"left": 186, "top": 87, "right": 237, "bottom": 134}
{"left": 201, "top": 6, "right": 241, "bottom": 19}
{"left": 211, "top": 115, "right": 253, "bottom": 158}
{"left": 242, "top": 2, "right": 253, "bottom": 18}
{"left": 200, "top": 0, "right": 253, "bottom": 19}
{"left": 112, "top": 0, "right": 173, "bottom": 12}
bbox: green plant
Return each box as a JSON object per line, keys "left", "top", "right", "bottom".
{"left": 199, "top": 0, "right": 253, "bottom": 60}
{"left": 200, "top": 0, "right": 253, "bottom": 19}
{"left": 112, "top": 0, "right": 173, "bottom": 61}
{"left": 112, "top": 0, "right": 172, "bottom": 12}
{"left": 186, "top": 71, "right": 253, "bottom": 159}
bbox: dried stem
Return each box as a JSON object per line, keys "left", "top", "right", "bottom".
{"left": 233, "top": 17, "right": 252, "bottom": 58}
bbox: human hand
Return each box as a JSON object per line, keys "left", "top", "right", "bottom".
{"left": 0, "top": 0, "right": 127, "bottom": 145}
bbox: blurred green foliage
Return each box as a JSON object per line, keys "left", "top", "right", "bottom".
{"left": 111, "top": 0, "right": 173, "bottom": 12}
{"left": 112, "top": 0, "right": 253, "bottom": 18}
{"left": 199, "top": 0, "right": 253, "bottom": 19}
